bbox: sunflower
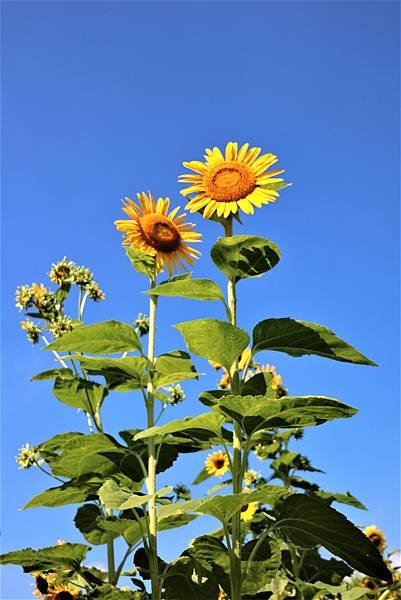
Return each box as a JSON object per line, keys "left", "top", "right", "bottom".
{"left": 240, "top": 501, "right": 258, "bottom": 521}
{"left": 205, "top": 451, "right": 230, "bottom": 477}
{"left": 363, "top": 525, "right": 387, "bottom": 551}
{"left": 179, "top": 141, "right": 286, "bottom": 218}
{"left": 31, "top": 572, "right": 54, "bottom": 598}
{"left": 47, "top": 583, "right": 80, "bottom": 600}
{"left": 115, "top": 192, "right": 202, "bottom": 277}
{"left": 218, "top": 371, "right": 230, "bottom": 389}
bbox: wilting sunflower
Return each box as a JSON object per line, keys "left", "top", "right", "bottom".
{"left": 115, "top": 192, "right": 202, "bottom": 277}
{"left": 47, "top": 583, "right": 80, "bottom": 600}
{"left": 240, "top": 501, "right": 258, "bottom": 521}
{"left": 363, "top": 525, "right": 387, "bottom": 551}
{"left": 205, "top": 451, "right": 230, "bottom": 477}
{"left": 179, "top": 141, "right": 286, "bottom": 218}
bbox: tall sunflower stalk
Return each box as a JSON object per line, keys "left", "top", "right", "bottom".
{"left": 145, "top": 270, "right": 160, "bottom": 600}
{"left": 115, "top": 191, "right": 201, "bottom": 599}
{"left": 180, "top": 141, "right": 288, "bottom": 600}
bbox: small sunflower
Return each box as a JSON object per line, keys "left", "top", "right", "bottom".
{"left": 218, "top": 371, "right": 230, "bottom": 389}
{"left": 363, "top": 525, "right": 387, "bottom": 551}
{"left": 47, "top": 583, "right": 80, "bottom": 600}
{"left": 205, "top": 450, "right": 230, "bottom": 477}
{"left": 179, "top": 141, "right": 286, "bottom": 218}
{"left": 240, "top": 501, "right": 258, "bottom": 521}
{"left": 115, "top": 192, "right": 202, "bottom": 277}
{"left": 31, "top": 572, "right": 53, "bottom": 598}
{"left": 238, "top": 347, "right": 252, "bottom": 370}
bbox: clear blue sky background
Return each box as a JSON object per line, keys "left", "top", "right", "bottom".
{"left": 1, "top": 2, "right": 400, "bottom": 598}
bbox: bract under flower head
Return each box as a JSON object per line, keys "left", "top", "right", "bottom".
{"left": 179, "top": 141, "right": 286, "bottom": 219}
{"left": 115, "top": 192, "right": 202, "bottom": 277}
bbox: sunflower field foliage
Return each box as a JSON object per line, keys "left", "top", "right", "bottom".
{"left": 2, "top": 142, "right": 400, "bottom": 600}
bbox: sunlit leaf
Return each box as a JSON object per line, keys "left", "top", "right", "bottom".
{"left": 174, "top": 318, "right": 249, "bottom": 372}
{"left": 252, "top": 318, "right": 377, "bottom": 365}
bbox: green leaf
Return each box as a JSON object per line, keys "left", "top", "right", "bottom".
{"left": 217, "top": 395, "right": 357, "bottom": 436}
{"left": 146, "top": 278, "right": 226, "bottom": 304}
{"left": 240, "top": 371, "right": 277, "bottom": 397}
{"left": 252, "top": 318, "right": 377, "bottom": 365}
{"left": 97, "top": 479, "right": 170, "bottom": 510}
{"left": 313, "top": 490, "right": 367, "bottom": 510}
{"left": 276, "top": 494, "right": 392, "bottom": 581}
{"left": 31, "top": 368, "right": 73, "bottom": 381}
{"left": 291, "top": 547, "right": 352, "bottom": 585}
{"left": 126, "top": 246, "right": 156, "bottom": 277}
{"left": 211, "top": 235, "right": 280, "bottom": 282}
{"left": 24, "top": 475, "right": 103, "bottom": 509}
{"left": 73, "top": 356, "right": 148, "bottom": 392}
{"left": 174, "top": 318, "right": 249, "bottom": 372}
{"left": 133, "top": 412, "right": 224, "bottom": 442}
{"left": 198, "top": 389, "right": 230, "bottom": 407}
{"left": 53, "top": 374, "right": 106, "bottom": 411}
{"left": 74, "top": 504, "right": 119, "bottom": 545}
{"left": 48, "top": 433, "right": 122, "bottom": 479}
{"left": 158, "top": 487, "right": 289, "bottom": 523}
{"left": 242, "top": 537, "right": 281, "bottom": 595}
{"left": 154, "top": 350, "right": 198, "bottom": 388}
{"left": 45, "top": 320, "right": 142, "bottom": 354}
{"left": 0, "top": 543, "right": 90, "bottom": 571}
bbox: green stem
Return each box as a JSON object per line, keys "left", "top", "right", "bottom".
{"left": 34, "top": 460, "right": 65, "bottom": 484}
{"left": 105, "top": 508, "right": 116, "bottom": 584}
{"left": 224, "top": 217, "right": 242, "bottom": 600}
{"left": 146, "top": 273, "right": 161, "bottom": 600}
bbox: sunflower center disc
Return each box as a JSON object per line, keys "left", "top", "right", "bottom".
{"left": 370, "top": 534, "right": 381, "bottom": 546}
{"left": 241, "top": 504, "right": 249, "bottom": 512}
{"left": 139, "top": 214, "right": 181, "bottom": 252}
{"left": 204, "top": 162, "right": 256, "bottom": 202}
{"left": 55, "top": 592, "right": 74, "bottom": 600}
{"left": 215, "top": 459, "right": 225, "bottom": 469}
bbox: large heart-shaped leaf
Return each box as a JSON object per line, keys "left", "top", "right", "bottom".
{"left": 146, "top": 278, "right": 226, "bottom": 304}
{"left": 217, "top": 395, "right": 357, "bottom": 436}
{"left": 134, "top": 412, "right": 224, "bottom": 441}
{"left": 211, "top": 235, "right": 280, "bottom": 282}
{"left": 45, "top": 320, "right": 142, "bottom": 354}
{"left": 174, "top": 318, "right": 249, "bottom": 372}
{"left": 252, "top": 318, "right": 377, "bottom": 365}
{"left": 276, "top": 494, "right": 392, "bottom": 581}
{"left": 0, "top": 543, "right": 90, "bottom": 572}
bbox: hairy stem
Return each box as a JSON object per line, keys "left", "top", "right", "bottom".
{"left": 224, "top": 217, "right": 242, "bottom": 600}
{"left": 146, "top": 274, "right": 161, "bottom": 600}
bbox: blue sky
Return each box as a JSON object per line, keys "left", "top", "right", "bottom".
{"left": 1, "top": 1, "right": 400, "bottom": 598}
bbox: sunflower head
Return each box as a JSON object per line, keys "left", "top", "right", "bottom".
{"left": 363, "top": 525, "right": 387, "bottom": 551}
{"left": 179, "top": 141, "right": 287, "bottom": 219}
{"left": 115, "top": 192, "right": 202, "bottom": 277}
{"left": 240, "top": 501, "right": 259, "bottom": 521}
{"left": 205, "top": 450, "right": 230, "bottom": 477}
{"left": 47, "top": 583, "right": 80, "bottom": 600}
{"left": 218, "top": 371, "right": 230, "bottom": 389}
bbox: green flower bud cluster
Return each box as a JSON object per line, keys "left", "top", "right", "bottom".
{"left": 16, "top": 257, "right": 105, "bottom": 345}
{"left": 173, "top": 483, "right": 191, "bottom": 501}
{"left": 15, "top": 443, "right": 41, "bottom": 469}
{"left": 20, "top": 320, "right": 41, "bottom": 344}
{"left": 166, "top": 384, "right": 185, "bottom": 405}
{"left": 48, "top": 315, "right": 74, "bottom": 338}
{"left": 135, "top": 313, "right": 150, "bottom": 336}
